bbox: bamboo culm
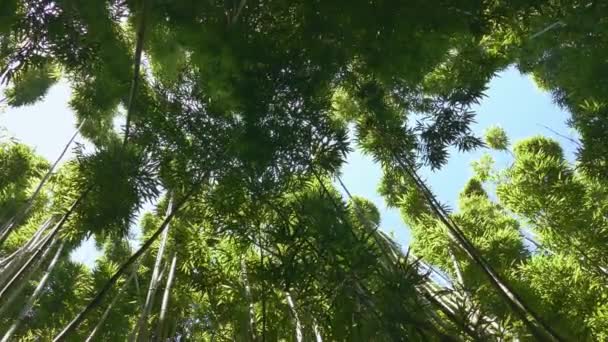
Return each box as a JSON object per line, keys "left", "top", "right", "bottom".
{"left": 52, "top": 188, "right": 194, "bottom": 341}
{"left": 240, "top": 258, "right": 258, "bottom": 342}
{"left": 156, "top": 253, "right": 178, "bottom": 341}
{"left": 0, "top": 217, "right": 52, "bottom": 269}
{"left": 132, "top": 196, "right": 173, "bottom": 342}
{"left": 0, "top": 120, "right": 84, "bottom": 248}
{"left": 285, "top": 292, "right": 303, "bottom": 342}
{"left": 0, "top": 232, "right": 57, "bottom": 317}
{"left": 1, "top": 241, "right": 65, "bottom": 342}
{"left": 85, "top": 266, "right": 139, "bottom": 342}
{"left": 0, "top": 189, "right": 87, "bottom": 301}
{"left": 0, "top": 217, "right": 54, "bottom": 285}
{"left": 391, "top": 151, "right": 563, "bottom": 341}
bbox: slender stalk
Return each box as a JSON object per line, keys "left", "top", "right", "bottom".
{"left": 53, "top": 189, "right": 194, "bottom": 341}
{"left": 312, "top": 319, "right": 323, "bottom": 342}
{"left": 529, "top": 20, "right": 566, "bottom": 39}
{"left": 132, "top": 196, "right": 173, "bottom": 342}
{"left": 156, "top": 253, "right": 177, "bottom": 341}
{"left": 260, "top": 245, "right": 266, "bottom": 342}
{"left": 391, "top": 152, "right": 563, "bottom": 341}
{"left": 0, "top": 232, "right": 57, "bottom": 317}
{"left": 0, "top": 228, "right": 54, "bottom": 290}
{"left": 1, "top": 241, "right": 65, "bottom": 342}
{"left": 85, "top": 267, "right": 139, "bottom": 342}
{"left": 129, "top": 262, "right": 167, "bottom": 340}
{"left": 285, "top": 291, "right": 303, "bottom": 342}
{"left": 447, "top": 247, "right": 465, "bottom": 288}
{"left": 419, "top": 283, "right": 480, "bottom": 339}
{"left": 337, "top": 174, "right": 496, "bottom": 339}
{"left": 0, "top": 231, "right": 51, "bottom": 289}
{"left": 123, "top": 0, "right": 148, "bottom": 145}
{"left": 0, "top": 217, "right": 53, "bottom": 271}
{"left": 240, "top": 258, "right": 257, "bottom": 342}
{"left": 26, "top": 217, "right": 56, "bottom": 252}
{"left": 0, "top": 120, "right": 84, "bottom": 248}
{"left": 134, "top": 271, "right": 142, "bottom": 305}
{"left": 0, "top": 189, "right": 87, "bottom": 300}
{"left": 0, "top": 248, "right": 20, "bottom": 270}
{"left": 537, "top": 123, "right": 581, "bottom": 147}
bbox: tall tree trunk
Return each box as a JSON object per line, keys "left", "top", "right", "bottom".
{"left": 132, "top": 196, "right": 173, "bottom": 342}
{"left": 285, "top": 291, "right": 303, "bottom": 342}
{"left": 53, "top": 188, "right": 194, "bottom": 341}
{"left": 85, "top": 266, "right": 139, "bottom": 342}
{"left": 0, "top": 120, "right": 84, "bottom": 248}
{"left": 1, "top": 241, "right": 65, "bottom": 342}
{"left": 156, "top": 252, "right": 177, "bottom": 341}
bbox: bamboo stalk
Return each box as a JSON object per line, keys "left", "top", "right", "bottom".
{"left": 337, "top": 175, "right": 494, "bottom": 340}
{"left": 132, "top": 196, "right": 173, "bottom": 342}
{"left": 156, "top": 252, "right": 177, "bottom": 341}
{"left": 53, "top": 188, "right": 194, "bottom": 341}
{"left": 312, "top": 319, "right": 323, "bottom": 342}
{"left": 285, "top": 291, "right": 303, "bottom": 342}
{"left": 391, "top": 151, "right": 563, "bottom": 341}
{"left": 0, "top": 232, "right": 57, "bottom": 317}
{"left": 123, "top": 0, "right": 148, "bottom": 145}
{"left": 85, "top": 266, "right": 139, "bottom": 342}
{"left": 0, "top": 120, "right": 84, "bottom": 248}
{"left": 0, "top": 189, "right": 87, "bottom": 300}
{"left": 0, "top": 228, "right": 54, "bottom": 290}
{"left": 0, "top": 217, "right": 53, "bottom": 272}
{"left": 1, "top": 241, "right": 65, "bottom": 342}
{"left": 240, "top": 258, "right": 257, "bottom": 342}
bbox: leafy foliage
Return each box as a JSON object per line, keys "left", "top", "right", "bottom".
{"left": 72, "top": 139, "right": 160, "bottom": 239}
{"left": 484, "top": 126, "right": 509, "bottom": 151}
{"left": 3, "top": 63, "right": 59, "bottom": 107}
{"left": 0, "top": 0, "right": 607, "bottom": 340}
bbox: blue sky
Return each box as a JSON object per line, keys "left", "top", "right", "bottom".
{"left": 0, "top": 66, "right": 579, "bottom": 264}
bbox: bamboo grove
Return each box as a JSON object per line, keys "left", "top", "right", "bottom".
{"left": 0, "top": 0, "right": 607, "bottom": 340}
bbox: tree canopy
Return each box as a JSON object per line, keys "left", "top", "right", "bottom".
{"left": 1, "top": 0, "right": 607, "bottom": 341}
